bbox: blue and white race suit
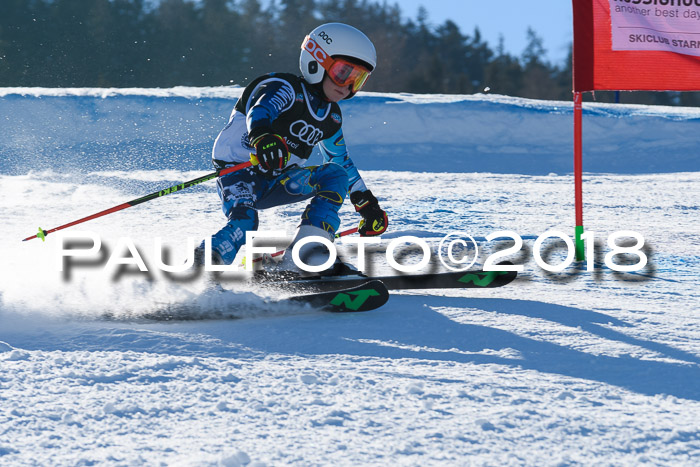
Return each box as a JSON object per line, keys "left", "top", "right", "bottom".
{"left": 205, "top": 72, "right": 368, "bottom": 265}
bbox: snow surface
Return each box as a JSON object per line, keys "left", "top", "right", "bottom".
{"left": 1, "top": 87, "right": 699, "bottom": 465}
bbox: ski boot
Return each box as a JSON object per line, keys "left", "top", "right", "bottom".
{"left": 258, "top": 225, "right": 364, "bottom": 281}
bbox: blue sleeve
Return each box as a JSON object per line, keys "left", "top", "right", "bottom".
{"left": 319, "top": 128, "right": 367, "bottom": 194}
{"left": 245, "top": 79, "right": 295, "bottom": 137}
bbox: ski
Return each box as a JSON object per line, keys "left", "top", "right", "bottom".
{"left": 260, "top": 266, "right": 517, "bottom": 293}
{"left": 283, "top": 279, "right": 389, "bottom": 312}
{"left": 368, "top": 268, "right": 516, "bottom": 291}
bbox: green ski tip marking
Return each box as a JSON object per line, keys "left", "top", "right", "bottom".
{"left": 37, "top": 227, "right": 47, "bottom": 242}
{"left": 458, "top": 270, "right": 508, "bottom": 287}
{"left": 330, "top": 288, "right": 381, "bottom": 311}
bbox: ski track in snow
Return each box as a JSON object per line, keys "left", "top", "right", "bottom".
{"left": 1, "top": 90, "right": 699, "bottom": 466}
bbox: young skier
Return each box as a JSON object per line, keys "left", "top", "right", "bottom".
{"left": 195, "top": 22, "right": 388, "bottom": 275}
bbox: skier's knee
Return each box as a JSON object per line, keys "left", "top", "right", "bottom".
{"left": 313, "top": 163, "right": 349, "bottom": 206}
{"left": 301, "top": 204, "right": 341, "bottom": 235}
{"left": 227, "top": 205, "right": 259, "bottom": 230}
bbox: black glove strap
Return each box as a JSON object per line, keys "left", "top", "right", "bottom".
{"left": 350, "top": 190, "right": 379, "bottom": 212}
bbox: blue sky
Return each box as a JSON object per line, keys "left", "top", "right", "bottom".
{"left": 394, "top": 0, "right": 573, "bottom": 65}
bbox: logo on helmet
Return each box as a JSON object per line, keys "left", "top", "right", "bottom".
{"left": 317, "top": 31, "right": 333, "bottom": 44}
{"left": 303, "top": 37, "right": 329, "bottom": 66}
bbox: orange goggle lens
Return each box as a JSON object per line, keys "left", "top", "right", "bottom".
{"left": 327, "top": 59, "right": 370, "bottom": 92}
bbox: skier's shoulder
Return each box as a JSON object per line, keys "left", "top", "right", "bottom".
{"left": 251, "top": 73, "right": 342, "bottom": 118}
{"left": 236, "top": 72, "right": 302, "bottom": 111}
{"left": 245, "top": 72, "right": 303, "bottom": 93}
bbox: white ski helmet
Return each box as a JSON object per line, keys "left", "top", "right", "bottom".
{"left": 300, "top": 23, "right": 377, "bottom": 89}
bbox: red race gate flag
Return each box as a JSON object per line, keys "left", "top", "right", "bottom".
{"left": 573, "top": 0, "right": 700, "bottom": 92}
{"left": 571, "top": 0, "right": 700, "bottom": 259}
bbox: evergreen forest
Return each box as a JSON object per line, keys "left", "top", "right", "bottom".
{"left": 2, "top": 0, "right": 698, "bottom": 106}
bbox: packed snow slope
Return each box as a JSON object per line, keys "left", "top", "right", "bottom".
{"left": 1, "top": 87, "right": 699, "bottom": 466}
{"left": 1, "top": 86, "right": 699, "bottom": 176}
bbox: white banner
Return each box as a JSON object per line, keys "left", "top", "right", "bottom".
{"left": 609, "top": 0, "right": 700, "bottom": 57}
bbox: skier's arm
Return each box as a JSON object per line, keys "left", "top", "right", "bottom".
{"left": 246, "top": 80, "right": 295, "bottom": 140}
{"left": 319, "top": 129, "right": 388, "bottom": 236}
{"left": 245, "top": 80, "right": 295, "bottom": 174}
{"left": 318, "top": 128, "right": 367, "bottom": 193}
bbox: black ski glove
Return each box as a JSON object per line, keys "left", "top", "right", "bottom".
{"left": 350, "top": 190, "right": 388, "bottom": 237}
{"left": 250, "top": 133, "right": 289, "bottom": 177}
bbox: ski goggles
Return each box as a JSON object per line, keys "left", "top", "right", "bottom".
{"left": 302, "top": 36, "right": 372, "bottom": 92}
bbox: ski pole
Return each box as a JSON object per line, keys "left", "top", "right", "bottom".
{"left": 22, "top": 161, "right": 253, "bottom": 242}
{"left": 337, "top": 227, "right": 358, "bottom": 237}
{"left": 249, "top": 226, "right": 359, "bottom": 264}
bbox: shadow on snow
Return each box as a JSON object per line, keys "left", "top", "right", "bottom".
{"left": 3, "top": 295, "right": 699, "bottom": 401}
